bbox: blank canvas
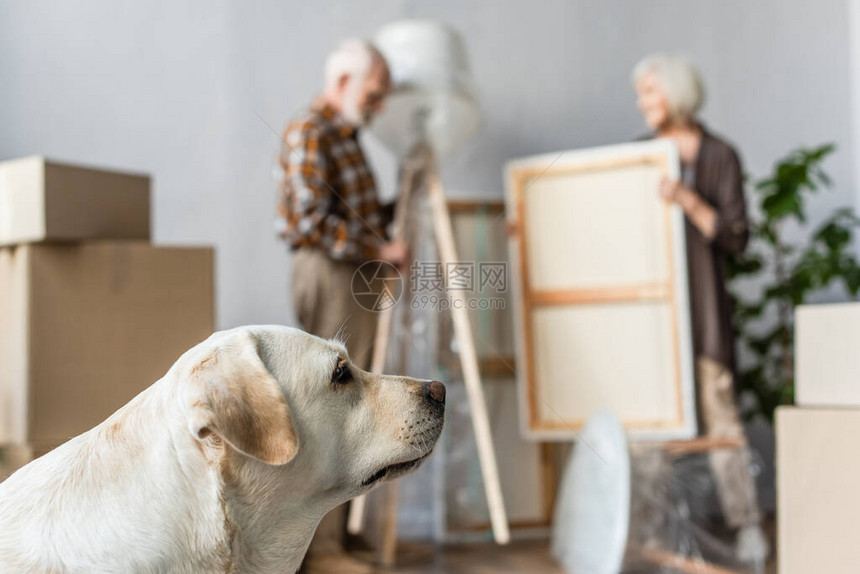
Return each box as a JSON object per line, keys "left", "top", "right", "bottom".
{"left": 506, "top": 141, "right": 696, "bottom": 441}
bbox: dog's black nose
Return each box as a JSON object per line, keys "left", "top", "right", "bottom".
{"left": 426, "top": 380, "right": 446, "bottom": 405}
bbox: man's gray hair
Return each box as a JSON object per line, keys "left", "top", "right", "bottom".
{"left": 632, "top": 53, "right": 705, "bottom": 121}
{"left": 324, "top": 39, "right": 383, "bottom": 89}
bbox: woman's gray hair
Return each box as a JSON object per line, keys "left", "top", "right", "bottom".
{"left": 324, "top": 39, "right": 383, "bottom": 89}
{"left": 632, "top": 53, "right": 705, "bottom": 121}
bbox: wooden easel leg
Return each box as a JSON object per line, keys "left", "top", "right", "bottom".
{"left": 379, "top": 482, "right": 401, "bottom": 567}
{"left": 346, "top": 149, "right": 424, "bottom": 540}
{"left": 428, "top": 169, "right": 510, "bottom": 545}
{"left": 349, "top": 151, "right": 511, "bottom": 557}
{"left": 346, "top": 301, "right": 396, "bottom": 536}
{"left": 640, "top": 547, "right": 743, "bottom": 574}
{"left": 346, "top": 494, "right": 366, "bottom": 535}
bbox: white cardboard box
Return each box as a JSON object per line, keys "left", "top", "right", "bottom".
{"left": 0, "top": 156, "right": 150, "bottom": 246}
{"left": 776, "top": 407, "right": 860, "bottom": 573}
{"left": 795, "top": 302, "right": 860, "bottom": 406}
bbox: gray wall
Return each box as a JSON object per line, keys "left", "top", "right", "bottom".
{"left": 1, "top": 0, "right": 854, "bottom": 329}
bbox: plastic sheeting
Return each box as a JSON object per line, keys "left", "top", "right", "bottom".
{"left": 362, "top": 155, "right": 447, "bottom": 541}
{"left": 553, "top": 411, "right": 765, "bottom": 574}
{"left": 436, "top": 372, "right": 550, "bottom": 536}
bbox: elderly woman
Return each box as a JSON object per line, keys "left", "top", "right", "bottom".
{"left": 633, "top": 54, "right": 769, "bottom": 563}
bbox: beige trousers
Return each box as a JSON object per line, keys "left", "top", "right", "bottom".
{"left": 696, "top": 356, "right": 761, "bottom": 528}
{"left": 292, "top": 248, "right": 377, "bottom": 370}
{"left": 292, "top": 248, "right": 378, "bottom": 556}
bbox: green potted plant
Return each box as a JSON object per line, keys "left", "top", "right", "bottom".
{"left": 729, "top": 144, "right": 860, "bottom": 421}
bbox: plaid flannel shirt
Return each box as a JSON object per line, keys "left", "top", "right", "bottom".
{"left": 276, "top": 100, "right": 391, "bottom": 264}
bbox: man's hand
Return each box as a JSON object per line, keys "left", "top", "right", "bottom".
{"left": 378, "top": 239, "right": 409, "bottom": 269}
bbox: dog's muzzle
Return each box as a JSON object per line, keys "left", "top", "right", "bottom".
{"left": 361, "top": 380, "right": 446, "bottom": 487}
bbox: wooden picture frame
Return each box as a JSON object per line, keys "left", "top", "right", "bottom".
{"left": 505, "top": 141, "right": 696, "bottom": 441}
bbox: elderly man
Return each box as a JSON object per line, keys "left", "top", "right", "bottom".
{"left": 279, "top": 39, "right": 406, "bottom": 366}
{"left": 277, "top": 39, "right": 404, "bottom": 572}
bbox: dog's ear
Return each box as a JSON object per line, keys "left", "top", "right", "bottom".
{"left": 186, "top": 332, "right": 298, "bottom": 465}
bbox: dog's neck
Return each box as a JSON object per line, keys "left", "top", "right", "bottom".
{"left": 185, "top": 416, "right": 352, "bottom": 572}
{"left": 99, "top": 379, "right": 336, "bottom": 573}
{"left": 196, "top": 442, "right": 334, "bottom": 572}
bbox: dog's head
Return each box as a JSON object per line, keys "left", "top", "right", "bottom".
{"left": 178, "top": 325, "right": 444, "bottom": 500}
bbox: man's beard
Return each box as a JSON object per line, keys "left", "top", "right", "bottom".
{"left": 341, "top": 78, "right": 369, "bottom": 127}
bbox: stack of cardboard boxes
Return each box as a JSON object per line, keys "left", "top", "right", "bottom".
{"left": 0, "top": 156, "right": 214, "bottom": 473}
{"left": 777, "top": 302, "right": 860, "bottom": 572}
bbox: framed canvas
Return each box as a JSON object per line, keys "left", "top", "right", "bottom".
{"left": 505, "top": 140, "right": 696, "bottom": 441}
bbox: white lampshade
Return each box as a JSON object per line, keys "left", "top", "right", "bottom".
{"left": 371, "top": 20, "right": 480, "bottom": 158}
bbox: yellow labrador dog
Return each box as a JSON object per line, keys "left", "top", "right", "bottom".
{"left": 0, "top": 325, "right": 445, "bottom": 573}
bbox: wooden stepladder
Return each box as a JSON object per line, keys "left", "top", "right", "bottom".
{"left": 347, "top": 146, "right": 510, "bottom": 565}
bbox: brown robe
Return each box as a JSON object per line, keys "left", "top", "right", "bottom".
{"left": 642, "top": 127, "right": 749, "bottom": 375}
{"left": 683, "top": 127, "right": 749, "bottom": 376}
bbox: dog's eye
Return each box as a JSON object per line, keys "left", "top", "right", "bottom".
{"left": 332, "top": 362, "right": 353, "bottom": 384}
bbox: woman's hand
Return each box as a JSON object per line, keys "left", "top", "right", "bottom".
{"left": 658, "top": 177, "right": 717, "bottom": 239}
{"left": 658, "top": 177, "right": 686, "bottom": 204}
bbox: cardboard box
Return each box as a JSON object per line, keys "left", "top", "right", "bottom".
{"left": 776, "top": 407, "right": 860, "bottom": 573}
{"left": 0, "top": 242, "right": 214, "bottom": 445}
{"left": 795, "top": 303, "right": 860, "bottom": 406}
{"left": 0, "top": 443, "right": 61, "bottom": 482}
{"left": 0, "top": 156, "right": 150, "bottom": 246}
